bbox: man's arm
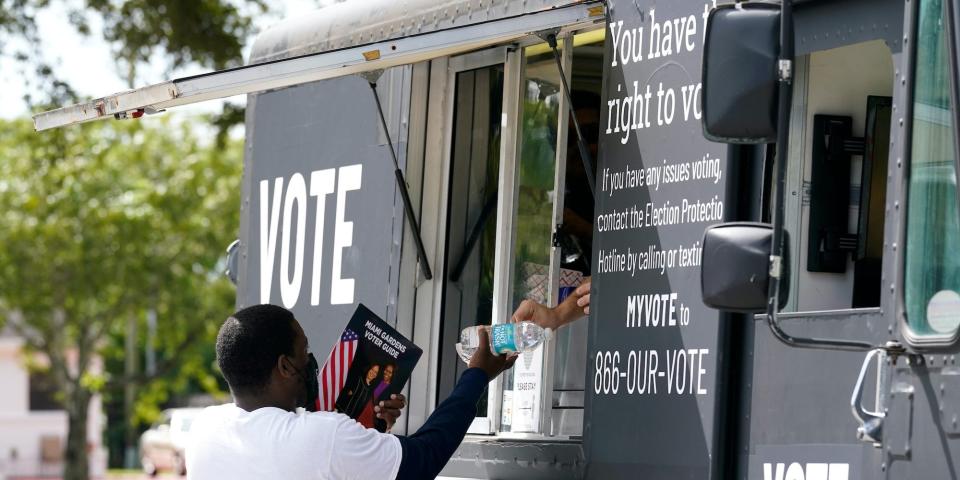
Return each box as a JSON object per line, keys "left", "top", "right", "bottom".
{"left": 394, "top": 368, "right": 487, "bottom": 480}
{"left": 394, "top": 329, "right": 515, "bottom": 480}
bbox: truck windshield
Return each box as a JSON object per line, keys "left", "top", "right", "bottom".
{"left": 904, "top": 0, "right": 960, "bottom": 336}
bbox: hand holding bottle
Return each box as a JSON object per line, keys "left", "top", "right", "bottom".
{"left": 467, "top": 328, "right": 517, "bottom": 380}
{"left": 457, "top": 321, "right": 550, "bottom": 363}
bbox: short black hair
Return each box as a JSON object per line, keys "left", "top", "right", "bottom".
{"left": 216, "top": 304, "right": 298, "bottom": 395}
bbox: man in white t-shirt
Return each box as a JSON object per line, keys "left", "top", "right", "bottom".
{"left": 186, "top": 304, "right": 514, "bottom": 480}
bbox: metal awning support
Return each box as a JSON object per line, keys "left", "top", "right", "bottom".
{"left": 32, "top": 2, "right": 603, "bottom": 131}
{"left": 449, "top": 194, "right": 497, "bottom": 283}
{"left": 362, "top": 70, "right": 433, "bottom": 281}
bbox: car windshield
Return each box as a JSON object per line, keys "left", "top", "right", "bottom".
{"left": 179, "top": 417, "right": 193, "bottom": 432}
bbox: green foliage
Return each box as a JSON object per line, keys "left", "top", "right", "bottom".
{"left": 1, "top": 0, "right": 268, "bottom": 78}
{"left": 0, "top": 117, "right": 240, "bottom": 331}
{"left": 0, "top": 116, "right": 241, "bottom": 470}
{"left": 0, "top": 0, "right": 47, "bottom": 48}
{"left": 515, "top": 95, "right": 560, "bottom": 270}
{"left": 81, "top": 0, "right": 268, "bottom": 84}
{"left": 0, "top": 1, "right": 282, "bottom": 475}
{"left": 0, "top": 0, "right": 274, "bottom": 119}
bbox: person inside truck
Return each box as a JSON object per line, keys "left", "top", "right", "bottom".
{"left": 186, "top": 304, "right": 516, "bottom": 480}
{"left": 512, "top": 90, "right": 599, "bottom": 330}
{"left": 512, "top": 277, "right": 591, "bottom": 329}
{"left": 558, "top": 91, "right": 601, "bottom": 273}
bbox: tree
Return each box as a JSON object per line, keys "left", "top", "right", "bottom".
{"left": 0, "top": 0, "right": 272, "bottom": 131}
{"left": 82, "top": 0, "right": 268, "bottom": 86}
{"left": 0, "top": 117, "right": 242, "bottom": 480}
{"left": 0, "top": 2, "right": 324, "bottom": 477}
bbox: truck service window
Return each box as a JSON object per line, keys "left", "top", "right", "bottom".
{"left": 499, "top": 32, "right": 603, "bottom": 437}
{"left": 904, "top": 0, "right": 960, "bottom": 336}
{"left": 435, "top": 31, "right": 604, "bottom": 439}
{"left": 439, "top": 63, "right": 505, "bottom": 417}
{"left": 500, "top": 42, "right": 565, "bottom": 434}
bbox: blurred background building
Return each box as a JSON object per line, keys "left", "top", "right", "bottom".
{"left": 0, "top": 331, "right": 106, "bottom": 478}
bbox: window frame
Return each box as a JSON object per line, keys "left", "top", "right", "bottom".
{"left": 492, "top": 35, "right": 575, "bottom": 439}
{"left": 777, "top": 42, "right": 896, "bottom": 317}
{"left": 445, "top": 45, "right": 517, "bottom": 435}
{"left": 488, "top": 34, "right": 575, "bottom": 439}
{"left": 755, "top": 40, "right": 893, "bottom": 340}
{"left": 899, "top": 0, "right": 960, "bottom": 348}
{"left": 405, "top": 24, "right": 601, "bottom": 442}
{"left": 436, "top": 32, "right": 587, "bottom": 439}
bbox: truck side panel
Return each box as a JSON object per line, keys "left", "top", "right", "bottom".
{"left": 236, "top": 69, "right": 410, "bottom": 370}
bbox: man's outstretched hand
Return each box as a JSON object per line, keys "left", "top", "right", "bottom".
{"left": 376, "top": 394, "right": 406, "bottom": 432}
{"left": 468, "top": 328, "right": 517, "bottom": 380}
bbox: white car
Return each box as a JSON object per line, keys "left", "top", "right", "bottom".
{"left": 139, "top": 408, "right": 203, "bottom": 476}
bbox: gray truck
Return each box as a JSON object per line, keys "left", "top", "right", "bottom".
{"left": 35, "top": 0, "right": 960, "bottom": 478}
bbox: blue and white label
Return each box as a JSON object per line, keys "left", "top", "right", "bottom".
{"left": 491, "top": 324, "right": 517, "bottom": 354}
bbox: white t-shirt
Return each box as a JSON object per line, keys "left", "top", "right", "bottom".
{"left": 186, "top": 403, "right": 402, "bottom": 480}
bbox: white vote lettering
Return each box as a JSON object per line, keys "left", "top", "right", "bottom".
{"left": 763, "top": 462, "right": 849, "bottom": 480}
{"left": 332, "top": 165, "right": 362, "bottom": 305}
{"left": 259, "top": 177, "right": 284, "bottom": 304}
{"left": 280, "top": 173, "right": 307, "bottom": 308}
{"left": 259, "top": 165, "right": 362, "bottom": 307}
{"left": 309, "top": 169, "right": 336, "bottom": 306}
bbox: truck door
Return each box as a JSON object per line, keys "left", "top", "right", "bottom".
{"left": 585, "top": 1, "right": 900, "bottom": 477}
{"left": 234, "top": 68, "right": 412, "bottom": 383}
{"left": 697, "top": 0, "right": 913, "bottom": 478}
{"left": 741, "top": 26, "right": 900, "bottom": 480}
{"left": 700, "top": 0, "right": 960, "bottom": 478}
{"left": 882, "top": 0, "right": 960, "bottom": 476}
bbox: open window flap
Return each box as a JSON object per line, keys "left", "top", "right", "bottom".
{"left": 32, "top": 1, "right": 603, "bottom": 131}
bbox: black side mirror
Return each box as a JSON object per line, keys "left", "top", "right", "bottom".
{"left": 225, "top": 239, "right": 240, "bottom": 286}
{"left": 701, "top": 223, "right": 789, "bottom": 313}
{"left": 702, "top": 3, "right": 781, "bottom": 144}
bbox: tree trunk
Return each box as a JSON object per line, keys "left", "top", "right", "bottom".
{"left": 63, "top": 388, "right": 92, "bottom": 480}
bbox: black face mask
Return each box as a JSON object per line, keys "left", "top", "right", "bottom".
{"left": 290, "top": 353, "right": 319, "bottom": 412}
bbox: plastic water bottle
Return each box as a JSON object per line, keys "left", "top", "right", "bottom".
{"left": 455, "top": 322, "right": 551, "bottom": 364}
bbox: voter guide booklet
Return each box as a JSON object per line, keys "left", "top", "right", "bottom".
{"left": 316, "top": 304, "right": 422, "bottom": 432}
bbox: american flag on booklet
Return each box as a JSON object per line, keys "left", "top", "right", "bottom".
{"left": 316, "top": 328, "right": 359, "bottom": 412}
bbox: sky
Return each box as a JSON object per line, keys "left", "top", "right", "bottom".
{"left": 0, "top": 0, "right": 323, "bottom": 120}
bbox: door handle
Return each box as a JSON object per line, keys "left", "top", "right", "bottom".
{"left": 850, "top": 348, "right": 886, "bottom": 445}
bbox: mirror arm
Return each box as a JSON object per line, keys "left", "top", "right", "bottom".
{"left": 764, "top": 0, "right": 874, "bottom": 352}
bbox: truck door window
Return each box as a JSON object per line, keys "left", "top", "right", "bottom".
{"left": 439, "top": 64, "right": 504, "bottom": 413}
{"left": 500, "top": 42, "right": 564, "bottom": 434}
{"left": 779, "top": 39, "right": 894, "bottom": 312}
{"left": 904, "top": 0, "right": 960, "bottom": 336}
